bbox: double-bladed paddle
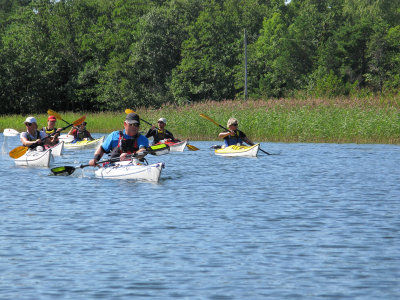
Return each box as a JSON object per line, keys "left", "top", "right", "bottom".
{"left": 125, "top": 109, "right": 199, "bottom": 151}
{"left": 199, "top": 113, "right": 271, "bottom": 155}
{"left": 9, "top": 115, "right": 86, "bottom": 159}
{"left": 50, "top": 144, "right": 170, "bottom": 176}
{"left": 47, "top": 109, "right": 72, "bottom": 126}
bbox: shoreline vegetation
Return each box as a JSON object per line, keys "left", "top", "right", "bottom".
{"left": 1, "top": 97, "right": 399, "bottom": 144}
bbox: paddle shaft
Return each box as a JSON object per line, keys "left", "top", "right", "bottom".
{"left": 200, "top": 114, "right": 271, "bottom": 155}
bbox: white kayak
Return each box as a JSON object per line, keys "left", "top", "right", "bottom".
{"left": 154, "top": 139, "right": 187, "bottom": 152}
{"left": 64, "top": 136, "right": 105, "bottom": 150}
{"left": 48, "top": 141, "right": 64, "bottom": 156}
{"left": 14, "top": 148, "right": 52, "bottom": 167}
{"left": 215, "top": 143, "right": 260, "bottom": 157}
{"left": 95, "top": 159, "right": 164, "bottom": 182}
{"left": 3, "top": 128, "right": 19, "bottom": 137}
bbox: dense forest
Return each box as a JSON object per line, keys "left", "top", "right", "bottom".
{"left": 0, "top": 0, "right": 399, "bottom": 114}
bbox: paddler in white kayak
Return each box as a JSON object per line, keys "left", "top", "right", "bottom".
{"left": 145, "top": 117, "right": 177, "bottom": 144}
{"left": 218, "top": 117, "right": 254, "bottom": 147}
{"left": 20, "top": 116, "right": 54, "bottom": 151}
{"left": 88, "top": 113, "right": 149, "bottom": 166}
{"left": 40, "top": 115, "right": 62, "bottom": 146}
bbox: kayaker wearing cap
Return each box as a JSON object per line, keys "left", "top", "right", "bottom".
{"left": 67, "top": 121, "right": 94, "bottom": 142}
{"left": 40, "top": 115, "right": 62, "bottom": 146}
{"left": 146, "top": 117, "right": 176, "bottom": 144}
{"left": 218, "top": 117, "right": 254, "bottom": 147}
{"left": 89, "top": 113, "right": 149, "bottom": 166}
{"left": 20, "top": 116, "right": 49, "bottom": 150}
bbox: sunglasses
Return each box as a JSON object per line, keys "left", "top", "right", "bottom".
{"left": 231, "top": 123, "right": 238, "bottom": 126}
{"left": 128, "top": 123, "right": 139, "bottom": 127}
{"left": 25, "top": 123, "right": 32, "bottom": 126}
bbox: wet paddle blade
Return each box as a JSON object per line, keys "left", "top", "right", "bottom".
{"left": 125, "top": 108, "right": 136, "bottom": 114}
{"left": 187, "top": 144, "right": 199, "bottom": 151}
{"left": 9, "top": 146, "right": 28, "bottom": 159}
{"left": 72, "top": 116, "right": 86, "bottom": 126}
{"left": 51, "top": 166, "right": 76, "bottom": 176}
{"left": 47, "top": 109, "right": 62, "bottom": 120}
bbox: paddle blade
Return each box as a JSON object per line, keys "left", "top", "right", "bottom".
{"left": 187, "top": 144, "right": 199, "bottom": 151}
{"left": 72, "top": 116, "right": 86, "bottom": 126}
{"left": 47, "top": 109, "right": 62, "bottom": 120}
{"left": 199, "top": 114, "right": 220, "bottom": 127}
{"left": 9, "top": 146, "right": 28, "bottom": 159}
{"left": 125, "top": 109, "right": 136, "bottom": 114}
{"left": 51, "top": 166, "right": 76, "bottom": 176}
{"left": 147, "top": 144, "right": 170, "bottom": 156}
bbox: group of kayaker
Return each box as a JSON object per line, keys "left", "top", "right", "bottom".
{"left": 20, "top": 115, "right": 93, "bottom": 150}
{"left": 19, "top": 112, "right": 253, "bottom": 166}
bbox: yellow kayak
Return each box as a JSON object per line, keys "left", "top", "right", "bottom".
{"left": 64, "top": 136, "right": 105, "bottom": 150}
{"left": 215, "top": 143, "right": 260, "bottom": 157}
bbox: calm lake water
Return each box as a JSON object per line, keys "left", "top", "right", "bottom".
{"left": 1, "top": 133, "right": 400, "bottom": 299}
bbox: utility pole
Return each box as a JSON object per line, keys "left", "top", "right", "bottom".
{"left": 244, "top": 29, "right": 248, "bottom": 101}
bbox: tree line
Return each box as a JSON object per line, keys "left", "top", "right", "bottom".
{"left": 0, "top": 0, "right": 399, "bottom": 114}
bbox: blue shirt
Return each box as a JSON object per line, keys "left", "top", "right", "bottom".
{"left": 101, "top": 130, "right": 149, "bottom": 153}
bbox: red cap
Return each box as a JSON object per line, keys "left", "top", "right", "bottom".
{"left": 48, "top": 115, "right": 56, "bottom": 121}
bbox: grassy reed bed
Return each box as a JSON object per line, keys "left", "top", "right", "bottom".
{"left": 1, "top": 96, "right": 400, "bottom": 144}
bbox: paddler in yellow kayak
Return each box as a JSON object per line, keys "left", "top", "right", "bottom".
{"left": 67, "top": 121, "right": 94, "bottom": 142}
{"left": 218, "top": 117, "right": 254, "bottom": 147}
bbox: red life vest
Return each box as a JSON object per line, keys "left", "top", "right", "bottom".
{"left": 110, "top": 131, "right": 139, "bottom": 159}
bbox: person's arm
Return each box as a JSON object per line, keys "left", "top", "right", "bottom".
{"left": 89, "top": 132, "right": 113, "bottom": 166}
{"left": 20, "top": 134, "right": 41, "bottom": 147}
{"left": 86, "top": 130, "right": 94, "bottom": 141}
{"left": 218, "top": 131, "right": 234, "bottom": 139}
{"left": 145, "top": 127, "right": 155, "bottom": 138}
{"left": 137, "top": 136, "right": 149, "bottom": 154}
{"left": 68, "top": 128, "right": 77, "bottom": 137}
{"left": 239, "top": 131, "right": 254, "bottom": 145}
{"left": 165, "top": 130, "right": 177, "bottom": 141}
{"left": 89, "top": 146, "right": 105, "bottom": 166}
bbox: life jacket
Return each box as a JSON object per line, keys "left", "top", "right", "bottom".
{"left": 27, "top": 130, "right": 43, "bottom": 149}
{"left": 153, "top": 129, "right": 167, "bottom": 143}
{"left": 42, "top": 127, "right": 57, "bottom": 135}
{"left": 27, "top": 130, "right": 41, "bottom": 142}
{"left": 224, "top": 130, "right": 243, "bottom": 146}
{"left": 110, "top": 131, "right": 139, "bottom": 159}
{"left": 74, "top": 129, "right": 88, "bottom": 141}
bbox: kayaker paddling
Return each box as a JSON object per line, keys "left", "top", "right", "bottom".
{"left": 218, "top": 117, "right": 254, "bottom": 147}
{"left": 41, "top": 115, "right": 62, "bottom": 146}
{"left": 68, "top": 121, "right": 94, "bottom": 142}
{"left": 20, "top": 117, "right": 50, "bottom": 151}
{"left": 146, "top": 117, "right": 177, "bottom": 144}
{"left": 89, "top": 113, "right": 149, "bottom": 167}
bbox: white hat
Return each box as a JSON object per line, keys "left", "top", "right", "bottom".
{"left": 24, "top": 116, "right": 37, "bottom": 124}
{"left": 158, "top": 118, "right": 167, "bottom": 124}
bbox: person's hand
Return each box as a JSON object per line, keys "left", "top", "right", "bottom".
{"left": 151, "top": 125, "right": 156, "bottom": 130}
{"left": 89, "top": 159, "right": 97, "bottom": 167}
{"left": 120, "top": 153, "right": 128, "bottom": 161}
